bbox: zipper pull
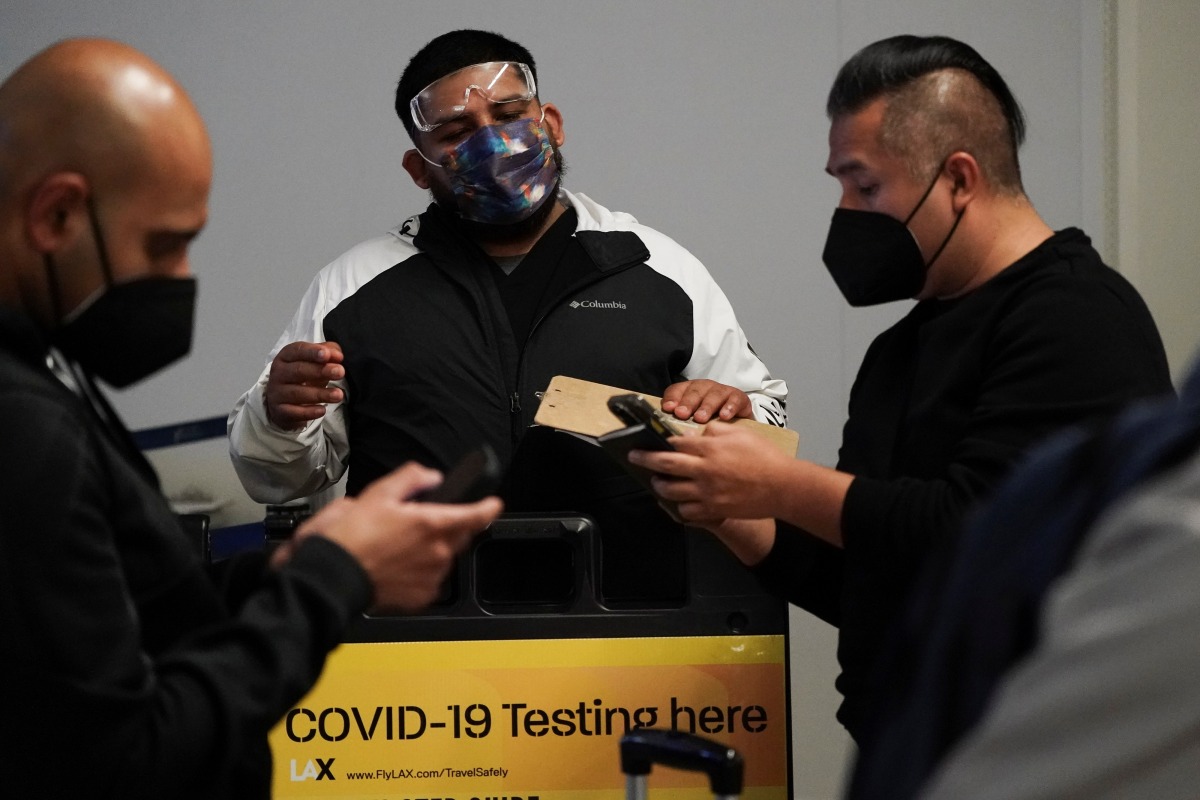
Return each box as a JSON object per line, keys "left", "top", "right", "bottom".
{"left": 510, "top": 392, "right": 521, "bottom": 413}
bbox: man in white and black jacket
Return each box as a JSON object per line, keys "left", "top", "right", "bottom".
{"left": 228, "top": 30, "right": 786, "bottom": 600}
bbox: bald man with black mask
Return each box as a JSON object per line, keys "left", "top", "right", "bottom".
{"left": 0, "top": 38, "right": 500, "bottom": 798}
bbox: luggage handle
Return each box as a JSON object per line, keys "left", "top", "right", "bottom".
{"left": 620, "top": 728, "right": 743, "bottom": 800}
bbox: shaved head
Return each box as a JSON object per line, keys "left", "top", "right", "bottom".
{"left": 826, "top": 35, "right": 1026, "bottom": 196}
{"left": 0, "top": 38, "right": 210, "bottom": 323}
{"left": 0, "top": 37, "right": 209, "bottom": 202}
{"left": 880, "top": 68, "right": 1022, "bottom": 194}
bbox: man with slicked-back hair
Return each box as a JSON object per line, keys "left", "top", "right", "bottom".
{"left": 632, "top": 35, "right": 1172, "bottom": 741}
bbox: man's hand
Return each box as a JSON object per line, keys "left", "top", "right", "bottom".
{"left": 264, "top": 341, "right": 346, "bottom": 430}
{"left": 630, "top": 424, "right": 852, "bottom": 548}
{"left": 282, "top": 463, "right": 503, "bottom": 611}
{"left": 660, "top": 379, "right": 754, "bottom": 423}
{"left": 629, "top": 423, "right": 790, "bottom": 523}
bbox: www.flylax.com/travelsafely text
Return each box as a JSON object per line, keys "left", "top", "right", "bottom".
{"left": 347, "top": 766, "right": 509, "bottom": 781}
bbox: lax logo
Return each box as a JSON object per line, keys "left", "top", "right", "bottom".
{"left": 569, "top": 299, "right": 627, "bottom": 310}
{"left": 290, "top": 758, "right": 336, "bottom": 781}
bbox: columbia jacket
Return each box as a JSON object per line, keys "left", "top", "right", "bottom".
{"left": 229, "top": 191, "right": 787, "bottom": 502}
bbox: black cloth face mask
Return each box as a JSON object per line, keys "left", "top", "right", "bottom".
{"left": 45, "top": 198, "right": 197, "bottom": 388}
{"left": 821, "top": 162, "right": 964, "bottom": 307}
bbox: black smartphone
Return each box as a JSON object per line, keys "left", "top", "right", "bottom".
{"left": 602, "top": 394, "right": 683, "bottom": 522}
{"left": 607, "top": 393, "right": 681, "bottom": 448}
{"left": 416, "top": 444, "right": 503, "bottom": 503}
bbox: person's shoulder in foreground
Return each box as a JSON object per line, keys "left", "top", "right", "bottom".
{"left": 923, "top": 428, "right": 1200, "bottom": 799}
{"left": 0, "top": 36, "right": 500, "bottom": 797}
{"left": 850, "top": 358, "right": 1200, "bottom": 800}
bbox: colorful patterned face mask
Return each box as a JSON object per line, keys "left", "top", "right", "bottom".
{"left": 425, "top": 115, "right": 558, "bottom": 225}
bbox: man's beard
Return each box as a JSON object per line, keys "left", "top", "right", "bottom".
{"left": 431, "top": 150, "right": 567, "bottom": 245}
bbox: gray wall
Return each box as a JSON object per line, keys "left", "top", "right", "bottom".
{"left": 1115, "top": 0, "right": 1200, "bottom": 381}
{"left": 0, "top": 2, "right": 1108, "bottom": 797}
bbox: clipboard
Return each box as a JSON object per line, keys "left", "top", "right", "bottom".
{"left": 533, "top": 375, "right": 799, "bottom": 456}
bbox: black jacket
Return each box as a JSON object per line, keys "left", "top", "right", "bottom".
{"left": 0, "top": 307, "right": 370, "bottom": 798}
{"left": 753, "top": 228, "right": 1173, "bottom": 740}
{"left": 228, "top": 194, "right": 786, "bottom": 603}
{"left": 326, "top": 204, "right": 697, "bottom": 495}
{"left": 229, "top": 192, "right": 786, "bottom": 504}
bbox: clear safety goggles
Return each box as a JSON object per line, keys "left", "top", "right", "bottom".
{"left": 409, "top": 61, "right": 538, "bottom": 132}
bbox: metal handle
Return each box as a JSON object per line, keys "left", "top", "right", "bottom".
{"left": 620, "top": 728, "right": 743, "bottom": 798}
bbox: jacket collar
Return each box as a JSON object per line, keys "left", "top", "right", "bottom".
{"left": 404, "top": 189, "right": 650, "bottom": 274}
{"left": 0, "top": 305, "right": 53, "bottom": 370}
{"left": 0, "top": 304, "right": 160, "bottom": 487}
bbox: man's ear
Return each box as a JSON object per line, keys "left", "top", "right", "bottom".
{"left": 25, "top": 172, "right": 89, "bottom": 253}
{"left": 944, "top": 151, "right": 981, "bottom": 211}
{"left": 540, "top": 102, "right": 565, "bottom": 148}
{"left": 402, "top": 149, "right": 431, "bottom": 190}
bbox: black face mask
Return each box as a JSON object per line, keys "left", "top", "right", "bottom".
{"left": 821, "top": 163, "right": 964, "bottom": 307}
{"left": 45, "top": 198, "right": 197, "bottom": 388}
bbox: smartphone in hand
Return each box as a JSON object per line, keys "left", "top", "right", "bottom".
{"left": 606, "top": 393, "right": 680, "bottom": 450}
{"left": 602, "top": 394, "right": 684, "bottom": 522}
{"left": 416, "top": 444, "right": 503, "bottom": 503}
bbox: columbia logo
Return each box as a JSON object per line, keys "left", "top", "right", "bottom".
{"left": 570, "top": 299, "right": 627, "bottom": 309}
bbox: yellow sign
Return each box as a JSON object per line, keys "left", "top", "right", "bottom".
{"left": 271, "top": 635, "right": 788, "bottom": 799}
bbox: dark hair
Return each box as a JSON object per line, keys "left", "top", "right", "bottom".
{"left": 394, "top": 29, "right": 537, "bottom": 139}
{"left": 827, "top": 35, "right": 1027, "bottom": 193}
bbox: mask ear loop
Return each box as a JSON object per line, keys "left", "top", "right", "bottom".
{"left": 85, "top": 196, "right": 116, "bottom": 286}
{"left": 903, "top": 160, "right": 948, "bottom": 226}
{"left": 42, "top": 195, "right": 112, "bottom": 326}
{"left": 416, "top": 147, "right": 445, "bottom": 169}
{"left": 904, "top": 158, "right": 965, "bottom": 270}
{"left": 923, "top": 206, "right": 965, "bottom": 270}
{"left": 42, "top": 253, "right": 65, "bottom": 323}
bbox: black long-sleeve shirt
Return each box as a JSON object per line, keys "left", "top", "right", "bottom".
{"left": 0, "top": 307, "right": 371, "bottom": 798}
{"left": 754, "top": 228, "right": 1173, "bottom": 739}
